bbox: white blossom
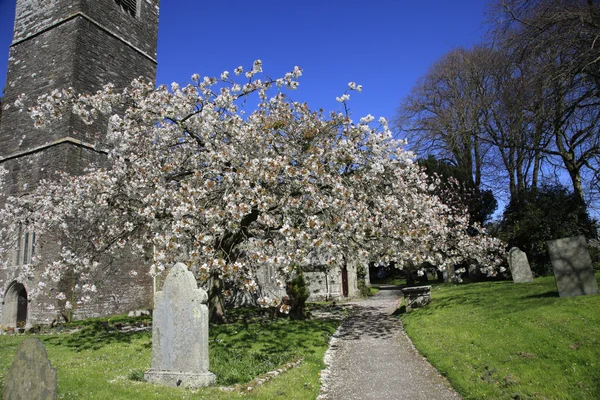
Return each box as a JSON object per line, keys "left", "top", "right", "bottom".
{"left": 0, "top": 61, "right": 505, "bottom": 311}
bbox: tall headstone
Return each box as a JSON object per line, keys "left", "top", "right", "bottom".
{"left": 507, "top": 247, "right": 534, "bottom": 283}
{"left": 145, "top": 263, "right": 216, "bottom": 388}
{"left": 3, "top": 338, "right": 57, "bottom": 400}
{"left": 547, "top": 236, "right": 599, "bottom": 297}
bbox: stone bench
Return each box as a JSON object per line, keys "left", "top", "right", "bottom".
{"left": 402, "top": 286, "right": 431, "bottom": 312}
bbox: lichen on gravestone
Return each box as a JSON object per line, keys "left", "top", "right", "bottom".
{"left": 547, "top": 235, "right": 599, "bottom": 297}
{"left": 2, "top": 338, "right": 57, "bottom": 400}
{"left": 507, "top": 247, "right": 534, "bottom": 283}
{"left": 144, "top": 262, "right": 216, "bottom": 388}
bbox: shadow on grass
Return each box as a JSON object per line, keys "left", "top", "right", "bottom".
{"left": 1, "top": 314, "right": 339, "bottom": 388}
{"left": 373, "top": 284, "right": 403, "bottom": 291}
{"left": 211, "top": 318, "right": 336, "bottom": 358}
{"left": 392, "top": 306, "right": 406, "bottom": 316}
{"left": 42, "top": 326, "right": 150, "bottom": 352}
{"left": 209, "top": 317, "right": 339, "bottom": 385}
{"left": 403, "top": 278, "right": 569, "bottom": 318}
{"left": 40, "top": 309, "right": 338, "bottom": 357}
{"left": 524, "top": 290, "right": 559, "bottom": 299}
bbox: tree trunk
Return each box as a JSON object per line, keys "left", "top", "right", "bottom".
{"left": 436, "top": 269, "right": 444, "bottom": 281}
{"left": 532, "top": 149, "right": 541, "bottom": 189}
{"left": 207, "top": 208, "right": 260, "bottom": 324}
{"left": 566, "top": 165, "right": 586, "bottom": 207}
{"left": 554, "top": 124, "right": 586, "bottom": 207}
{"left": 473, "top": 132, "right": 482, "bottom": 188}
{"left": 208, "top": 274, "right": 226, "bottom": 324}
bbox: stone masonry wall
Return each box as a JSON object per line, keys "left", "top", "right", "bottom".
{"left": 0, "top": 0, "right": 159, "bottom": 326}
{"left": 0, "top": 143, "right": 105, "bottom": 200}
{"left": 0, "top": 145, "right": 154, "bottom": 325}
{"left": 1, "top": 0, "right": 158, "bottom": 158}
{"left": 0, "top": 20, "right": 78, "bottom": 157}
{"left": 13, "top": 0, "right": 158, "bottom": 58}
{"left": 305, "top": 265, "right": 360, "bottom": 301}
{"left": 80, "top": 0, "right": 159, "bottom": 58}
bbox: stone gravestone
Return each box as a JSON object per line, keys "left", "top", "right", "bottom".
{"left": 145, "top": 263, "right": 216, "bottom": 388}
{"left": 547, "top": 235, "right": 599, "bottom": 297}
{"left": 507, "top": 247, "right": 534, "bottom": 283}
{"left": 442, "top": 265, "right": 455, "bottom": 283}
{"left": 402, "top": 286, "right": 431, "bottom": 312}
{"left": 3, "top": 338, "right": 57, "bottom": 400}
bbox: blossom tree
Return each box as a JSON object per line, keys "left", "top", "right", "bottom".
{"left": 0, "top": 62, "right": 505, "bottom": 321}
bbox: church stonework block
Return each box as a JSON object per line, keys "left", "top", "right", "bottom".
{"left": 145, "top": 263, "right": 216, "bottom": 388}
{"left": 0, "top": 0, "right": 159, "bottom": 325}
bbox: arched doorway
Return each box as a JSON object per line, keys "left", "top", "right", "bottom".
{"left": 1, "top": 282, "right": 28, "bottom": 328}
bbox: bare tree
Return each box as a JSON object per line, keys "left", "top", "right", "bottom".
{"left": 400, "top": 0, "right": 600, "bottom": 209}
{"left": 479, "top": 47, "right": 551, "bottom": 198}
{"left": 396, "top": 46, "right": 492, "bottom": 189}
{"left": 491, "top": 0, "right": 600, "bottom": 205}
{"left": 396, "top": 45, "right": 546, "bottom": 201}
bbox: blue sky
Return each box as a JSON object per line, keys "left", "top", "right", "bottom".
{"left": 0, "top": 0, "right": 489, "bottom": 130}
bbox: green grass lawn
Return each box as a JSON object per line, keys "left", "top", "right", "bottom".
{"left": 0, "top": 312, "right": 339, "bottom": 399}
{"left": 370, "top": 276, "right": 407, "bottom": 286}
{"left": 401, "top": 273, "right": 600, "bottom": 400}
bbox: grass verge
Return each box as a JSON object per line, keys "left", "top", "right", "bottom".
{"left": 401, "top": 274, "right": 600, "bottom": 399}
{"left": 0, "top": 312, "right": 339, "bottom": 399}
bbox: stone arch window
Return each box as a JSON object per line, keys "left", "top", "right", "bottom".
{"left": 1, "top": 282, "right": 28, "bottom": 328}
{"left": 12, "top": 228, "right": 35, "bottom": 266}
{"left": 115, "top": 0, "right": 139, "bottom": 18}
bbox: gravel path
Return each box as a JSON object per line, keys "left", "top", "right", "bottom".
{"left": 321, "top": 286, "right": 461, "bottom": 400}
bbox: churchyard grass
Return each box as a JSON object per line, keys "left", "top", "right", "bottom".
{"left": 0, "top": 312, "right": 339, "bottom": 399}
{"left": 371, "top": 277, "right": 407, "bottom": 286}
{"left": 401, "top": 273, "right": 600, "bottom": 399}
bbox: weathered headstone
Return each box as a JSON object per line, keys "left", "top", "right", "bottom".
{"left": 145, "top": 263, "right": 216, "bottom": 388}
{"left": 402, "top": 286, "right": 431, "bottom": 312}
{"left": 442, "top": 265, "right": 455, "bottom": 283}
{"left": 547, "top": 235, "right": 599, "bottom": 297}
{"left": 3, "top": 338, "right": 57, "bottom": 400}
{"left": 508, "top": 247, "right": 534, "bottom": 283}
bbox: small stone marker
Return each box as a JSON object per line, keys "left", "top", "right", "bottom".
{"left": 442, "top": 265, "right": 455, "bottom": 283}
{"left": 3, "top": 338, "right": 57, "bottom": 400}
{"left": 508, "top": 247, "right": 534, "bottom": 283}
{"left": 547, "top": 235, "right": 599, "bottom": 297}
{"left": 402, "top": 286, "right": 431, "bottom": 312}
{"left": 145, "top": 263, "right": 216, "bottom": 388}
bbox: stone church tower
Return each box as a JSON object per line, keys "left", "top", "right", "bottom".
{"left": 0, "top": 0, "right": 160, "bottom": 328}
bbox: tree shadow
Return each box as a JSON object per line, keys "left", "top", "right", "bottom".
{"left": 211, "top": 317, "right": 338, "bottom": 358}
{"left": 42, "top": 325, "right": 150, "bottom": 352}
{"left": 391, "top": 306, "right": 407, "bottom": 316}
{"left": 523, "top": 291, "right": 559, "bottom": 299}
{"left": 374, "top": 284, "right": 403, "bottom": 291}
{"left": 209, "top": 317, "right": 339, "bottom": 384}
{"left": 334, "top": 303, "right": 401, "bottom": 341}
